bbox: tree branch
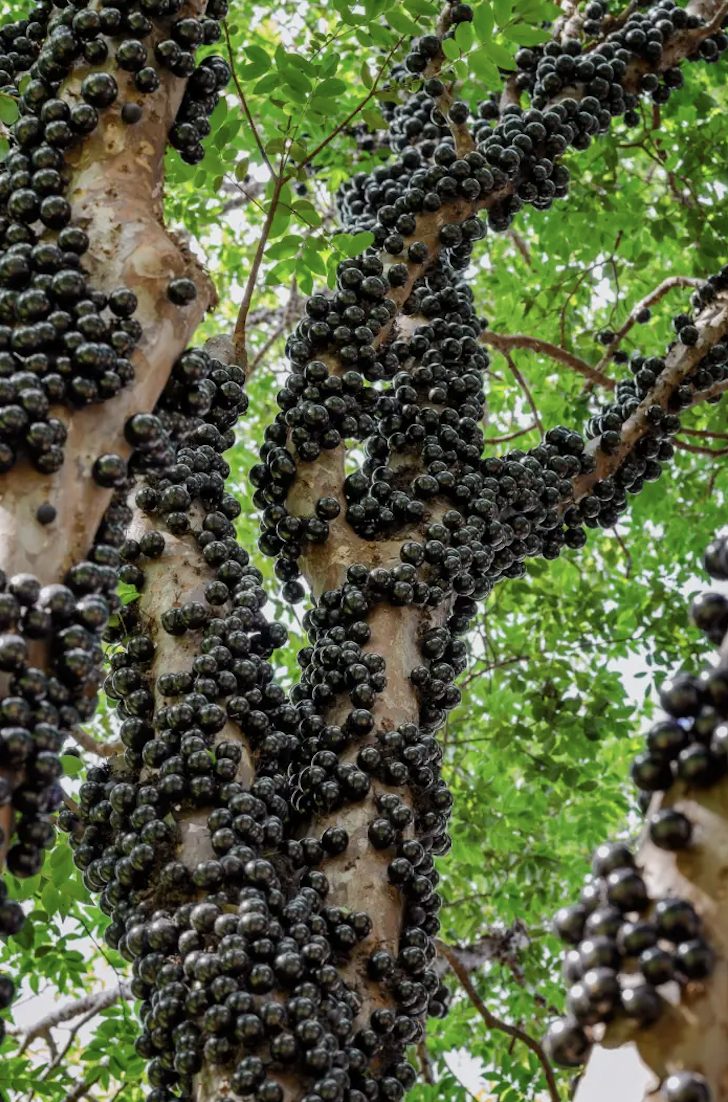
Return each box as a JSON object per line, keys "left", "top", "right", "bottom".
{"left": 674, "top": 438, "right": 728, "bottom": 457}
{"left": 18, "top": 985, "right": 132, "bottom": 1054}
{"left": 500, "top": 349, "right": 545, "bottom": 437}
{"left": 232, "top": 169, "right": 287, "bottom": 367}
{"left": 436, "top": 940, "right": 561, "bottom": 1102}
{"left": 571, "top": 294, "right": 728, "bottom": 504}
{"left": 595, "top": 276, "right": 704, "bottom": 373}
{"left": 484, "top": 423, "right": 539, "bottom": 444}
{"left": 482, "top": 331, "right": 615, "bottom": 389}
{"left": 66, "top": 727, "right": 121, "bottom": 760}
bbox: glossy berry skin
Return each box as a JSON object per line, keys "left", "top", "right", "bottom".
{"left": 649, "top": 808, "right": 693, "bottom": 851}
{"left": 543, "top": 1017, "right": 591, "bottom": 1067}
{"left": 553, "top": 904, "right": 586, "bottom": 945}
{"left": 663, "top": 1072, "right": 712, "bottom": 1102}
{"left": 621, "top": 983, "right": 662, "bottom": 1026}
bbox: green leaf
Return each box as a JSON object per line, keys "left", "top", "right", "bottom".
{"left": 454, "top": 20, "right": 474, "bottom": 49}
{"left": 0, "top": 93, "right": 17, "bottom": 126}
{"left": 315, "top": 78, "right": 349, "bottom": 97}
{"left": 386, "top": 8, "right": 420, "bottom": 33}
{"left": 267, "top": 235, "right": 302, "bottom": 260}
{"left": 293, "top": 200, "right": 322, "bottom": 227}
{"left": 41, "top": 882, "right": 61, "bottom": 915}
{"left": 117, "top": 581, "right": 140, "bottom": 606}
{"left": 441, "top": 36, "right": 460, "bottom": 60}
{"left": 481, "top": 38, "right": 517, "bottom": 68}
{"left": 60, "top": 753, "right": 85, "bottom": 777}
{"left": 332, "top": 230, "right": 375, "bottom": 257}
{"left": 505, "top": 22, "right": 552, "bottom": 43}
{"left": 469, "top": 47, "right": 500, "bottom": 84}
{"left": 494, "top": 0, "right": 512, "bottom": 25}
{"left": 473, "top": 1, "right": 495, "bottom": 40}
{"left": 242, "top": 44, "right": 270, "bottom": 77}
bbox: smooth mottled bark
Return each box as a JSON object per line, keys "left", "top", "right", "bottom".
{"left": 577, "top": 779, "right": 728, "bottom": 1101}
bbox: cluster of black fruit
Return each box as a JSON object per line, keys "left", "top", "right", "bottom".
{"left": 544, "top": 532, "right": 728, "bottom": 1102}
{"left": 241, "top": 4, "right": 728, "bottom": 1097}
{"left": 341, "top": 0, "right": 727, "bottom": 243}
{"left": 253, "top": 241, "right": 728, "bottom": 622}
{"left": 0, "top": 0, "right": 231, "bottom": 477}
{"left": 0, "top": 0, "right": 234, "bottom": 1036}
{"left": 254, "top": 0, "right": 728, "bottom": 615}
{"left": 0, "top": 0, "right": 725, "bottom": 1096}
{"left": 54, "top": 335, "right": 453, "bottom": 1102}
{"left": 0, "top": 482, "right": 132, "bottom": 1023}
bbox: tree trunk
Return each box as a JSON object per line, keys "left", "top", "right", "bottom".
{"left": 576, "top": 779, "right": 728, "bottom": 1101}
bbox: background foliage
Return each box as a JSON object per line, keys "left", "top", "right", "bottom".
{"left": 1, "top": 0, "right": 727, "bottom": 1098}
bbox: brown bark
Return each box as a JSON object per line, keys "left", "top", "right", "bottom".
{"left": 572, "top": 291, "right": 728, "bottom": 503}
{"left": 0, "top": 1, "right": 215, "bottom": 588}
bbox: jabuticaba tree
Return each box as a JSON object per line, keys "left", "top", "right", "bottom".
{"left": 1, "top": 0, "right": 728, "bottom": 1101}
{"left": 45, "top": 7, "right": 728, "bottom": 1102}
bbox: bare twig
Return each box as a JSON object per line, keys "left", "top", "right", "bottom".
{"left": 611, "top": 527, "right": 632, "bottom": 578}
{"left": 679, "top": 426, "right": 728, "bottom": 441}
{"left": 232, "top": 168, "right": 287, "bottom": 367}
{"left": 688, "top": 376, "right": 728, "bottom": 407}
{"left": 434, "top": 925, "right": 531, "bottom": 977}
{"left": 62, "top": 1076, "right": 101, "bottom": 1102}
{"left": 482, "top": 330, "right": 614, "bottom": 389}
{"left": 67, "top": 726, "right": 120, "bottom": 759}
{"left": 500, "top": 350, "right": 545, "bottom": 437}
{"left": 20, "top": 985, "right": 132, "bottom": 1055}
{"left": 248, "top": 277, "right": 303, "bottom": 378}
{"left": 484, "top": 423, "right": 538, "bottom": 444}
{"left": 507, "top": 229, "right": 532, "bottom": 267}
{"left": 674, "top": 438, "right": 728, "bottom": 457}
{"left": 437, "top": 940, "right": 561, "bottom": 1102}
{"left": 418, "top": 1040, "right": 435, "bottom": 1085}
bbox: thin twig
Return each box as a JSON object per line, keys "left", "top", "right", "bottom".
{"left": 21, "top": 985, "right": 132, "bottom": 1055}
{"left": 62, "top": 1076, "right": 101, "bottom": 1102}
{"left": 482, "top": 330, "right": 614, "bottom": 389}
{"left": 688, "top": 376, "right": 728, "bottom": 407}
{"left": 674, "top": 438, "right": 728, "bottom": 457}
{"left": 484, "top": 422, "right": 538, "bottom": 444}
{"left": 222, "top": 21, "right": 273, "bottom": 174}
{"left": 417, "top": 1040, "right": 435, "bottom": 1086}
{"left": 437, "top": 940, "right": 561, "bottom": 1102}
{"left": 233, "top": 169, "right": 286, "bottom": 367}
{"left": 679, "top": 426, "right": 728, "bottom": 441}
{"left": 248, "top": 277, "right": 303, "bottom": 378}
{"left": 500, "top": 349, "right": 545, "bottom": 437}
{"left": 67, "top": 726, "right": 120, "bottom": 759}
{"left": 611, "top": 527, "right": 632, "bottom": 578}
{"left": 507, "top": 229, "right": 532, "bottom": 267}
